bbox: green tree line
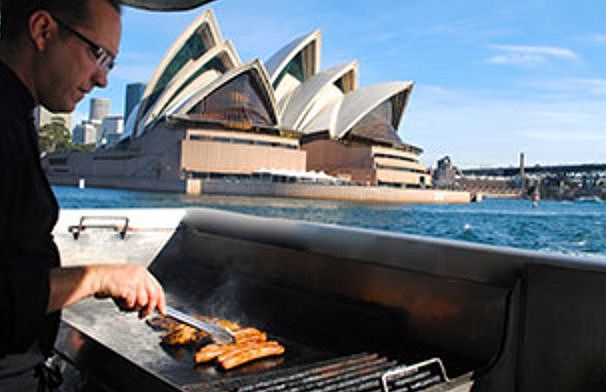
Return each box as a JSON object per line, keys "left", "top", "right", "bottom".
{"left": 38, "top": 117, "right": 94, "bottom": 155}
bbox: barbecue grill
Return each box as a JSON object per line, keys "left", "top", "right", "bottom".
{"left": 53, "top": 208, "right": 606, "bottom": 391}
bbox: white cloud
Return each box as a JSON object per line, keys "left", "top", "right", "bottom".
{"left": 526, "top": 79, "right": 606, "bottom": 97}
{"left": 486, "top": 44, "right": 577, "bottom": 67}
{"left": 588, "top": 33, "right": 606, "bottom": 44}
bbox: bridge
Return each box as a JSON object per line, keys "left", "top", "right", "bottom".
{"left": 462, "top": 163, "right": 606, "bottom": 178}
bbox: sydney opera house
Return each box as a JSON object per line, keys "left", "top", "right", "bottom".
{"left": 44, "top": 9, "right": 469, "bottom": 203}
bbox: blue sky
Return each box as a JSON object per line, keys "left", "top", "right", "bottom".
{"left": 76, "top": 0, "right": 606, "bottom": 168}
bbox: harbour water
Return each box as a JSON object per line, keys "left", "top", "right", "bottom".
{"left": 53, "top": 185, "right": 606, "bottom": 260}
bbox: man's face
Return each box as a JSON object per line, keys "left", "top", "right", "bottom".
{"left": 35, "top": 0, "right": 122, "bottom": 112}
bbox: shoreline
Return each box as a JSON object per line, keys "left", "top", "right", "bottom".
{"left": 48, "top": 175, "right": 471, "bottom": 204}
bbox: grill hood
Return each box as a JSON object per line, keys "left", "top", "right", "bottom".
{"left": 121, "top": 0, "right": 215, "bottom": 11}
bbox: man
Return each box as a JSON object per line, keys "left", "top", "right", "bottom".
{"left": 0, "top": 0, "right": 166, "bottom": 389}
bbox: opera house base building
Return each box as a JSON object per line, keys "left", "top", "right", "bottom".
{"left": 43, "top": 9, "right": 470, "bottom": 204}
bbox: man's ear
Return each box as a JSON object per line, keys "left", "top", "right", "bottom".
{"left": 29, "top": 10, "right": 54, "bottom": 51}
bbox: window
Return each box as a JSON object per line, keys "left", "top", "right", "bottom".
{"left": 348, "top": 99, "right": 402, "bottom": 145}
{"left": 273, "top": 51, "right": 304, "bottom": 89}
{"left": 155, "top": 24, "right": 214, "bottom": 94}
{"left": 187, "top": 72, "right": 274, "bottom": 127}
{"left": 159, "top": 56, "right": 228, "bottom": 115}
{"left": 373, "top": 153, "right": 417, "bottom": 163}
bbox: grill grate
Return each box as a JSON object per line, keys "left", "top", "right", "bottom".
{"left": 185, "top": 353, "right": 399, "bottom": 392}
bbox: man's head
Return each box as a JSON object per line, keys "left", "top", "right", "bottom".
{"left": 0, "top": 0, "right": 122, "bottom": 112}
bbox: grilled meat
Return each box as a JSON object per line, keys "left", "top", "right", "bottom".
{"left": 194, "top": 328, "right": 284, "bottom": 369}
{"left": 209, "top": 317, "right": 240, "bottom": 331}
{"left": 150, "top": 315, "right": 285, "bottom": 369}
{"left": 194, "top": 327, "right": 267, "bottom": 363}
{"left": 146, "top": 315, "right": 178, "bottom": 331}
{"left": 218, "top": 341, "right": 285, "bottom": 370}
{"left": 233, "top": 327, "right": 267, "bottom": 343}
{"left": 162, "top": 323, "right": 208, "bottom": 346}
{"left": 195, "top": 341, "right": 285, "bottom": 369}
{"left": 194, "top": 343, "right": 227, "bottom": 363}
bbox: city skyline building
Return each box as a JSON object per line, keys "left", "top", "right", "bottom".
{"left": 89, "top": 97, "right": 111, "bottom": 122}
{"left": 33, "top": 106, "right": 73, "bottom": 131}
{"left": 99, "top": 115, "right": 125, "bottom": 147}
{"left": 124, "top": 82, "right": 146, "bottom": 120}
{"left": 72, "top": 122, "right": 98, "bottom": 145}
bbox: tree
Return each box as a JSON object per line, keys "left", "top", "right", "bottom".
{"left": 38, "top": 121, "right": 72, "bottom": 154}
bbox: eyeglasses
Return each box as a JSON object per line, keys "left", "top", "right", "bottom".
{"left": 52, "top": 16, "right": 116, "bottom": 74}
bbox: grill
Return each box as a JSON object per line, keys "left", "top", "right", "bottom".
{"left": 195, "top": 353, "right": 395, "bottom": 392}
{"left": 54, "top": 208, "right": 606, "bottom": 391}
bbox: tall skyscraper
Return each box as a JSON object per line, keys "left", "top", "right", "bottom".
{"left": 89, "top": 97, "right": 111, "bottom": 121}
{"left": 124, "top": 82, "right": 146, "bottom": 120}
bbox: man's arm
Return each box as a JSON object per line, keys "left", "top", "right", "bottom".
{"left": 48, "top": 264, "right": 166, "bottom": 318}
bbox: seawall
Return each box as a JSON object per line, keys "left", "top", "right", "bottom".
{"left": 48, "top": 175, "right": 471, "bottom": 204}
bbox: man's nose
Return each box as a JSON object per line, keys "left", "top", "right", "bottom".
{"left": 93, "top": 67, "right": 108, "bottom": 88}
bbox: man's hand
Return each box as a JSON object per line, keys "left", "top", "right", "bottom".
{"left": 48, "top": 264, "right": 167, "bottom": 318}
{"left": 91, "top": 264, "right": 166, "bottom": 318}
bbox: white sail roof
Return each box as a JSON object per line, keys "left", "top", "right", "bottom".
{"left": 265, "top": 30, "right": 321, "bottom": 114}
{"left": 120, "top": 8, "right": 418, "bottom": 150}
{"left": 265, "top": 30, "right": 321, "bottom": 82}
{"left": 138, "top": 9, "right": 223, "bottom": 118}
{"left": 335, "top": 82, "right": 413, "bottom": 140}
{"left": 280, "top": 61, "right": 358, "bottom": 130}
{"left": 301, "top": 82, "right": 414, "bottom": 141}
{"left": 135, "top": 41, "right": 240, "bottom": 137}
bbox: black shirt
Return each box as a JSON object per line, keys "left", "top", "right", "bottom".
{"left": 0, "top": 61, "right": 61, "bottom": 376}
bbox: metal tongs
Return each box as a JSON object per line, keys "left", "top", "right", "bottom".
{"left": 164, "top": 306, "right": 235, "bottom": 344}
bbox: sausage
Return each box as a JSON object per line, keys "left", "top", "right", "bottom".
{"left": 234, "top": 327, "right": 267, "bottom": 344}
{"left": 194, "top": 343, "right": 227, "bottom": 363}
{"left": 218, "top": 341, "right": 285, "bottom": 370}
{"left": 195, "top": 341, "right": 265, "bottom": 363}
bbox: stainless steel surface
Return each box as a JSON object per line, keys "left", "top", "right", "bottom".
{"left": 164, "top": 306, "right": 234, "bottom": 344}
{"left": 54, "top": 207, "right": 606, "bottom": 391}
{"left": 54, "top": 209, "right": 183, "bottom": 267}
{"left": 173, "top": 209, "right": 511, "bottom": 364}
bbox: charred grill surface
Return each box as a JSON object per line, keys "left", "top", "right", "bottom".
{"left": 58, "top": 261, "right": 478, "bottom": 391}
{"left": 186, "top": 353, "right": 397, "bottom": 392}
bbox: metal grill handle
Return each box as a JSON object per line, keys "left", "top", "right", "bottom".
{"left": 68, "top": 216, "right": 129, "bottom": 240}
{"left": 381, "top": 357, "right": 450, "bottom": 392}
